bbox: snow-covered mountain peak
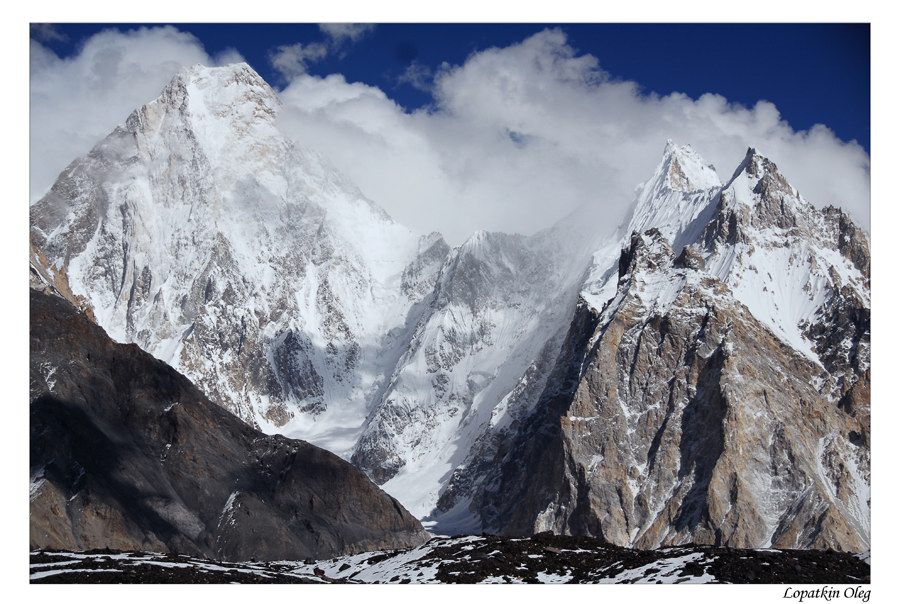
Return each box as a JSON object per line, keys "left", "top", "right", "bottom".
{"left": 162, "top": 62, "right": 279, "bottom": 117}
{"left": 722, "top": 146, "right": 798, "bottom": 209}
{"left": 582, "top": 142, "right": 869, "bottom": 375}
{"left": 120, "top": 62, "right": 415, "bottom": 270}
{"left": 457, "top": 229, "right": 524, "bottom": 258}
{"left": 121, "top": 62, "right": 290, "bottom": 204}
{"left": 579, "top": 141, "right": 724, "bottom": 311}
{"left": 657, "top": 140, "right": 720, "bottom": 193}
{"left": 497, "top": 143, "right": 871, "bottom": 552}
{"left": 130, "top": 63, "right": 280, "bottom": 139}
{"left": 693, "top": 146, "right": 871, "bottom": 368}
{"left": 29, "top": 63, "right": 448, "bottom": 450}
{"left": 624, "top": 142, "right": 723, "bottom": 251}
{"left": 462, "top": 229, "right": 491, "bottom": 247}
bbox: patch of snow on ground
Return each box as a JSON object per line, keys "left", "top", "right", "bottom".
{"left": 598, "top": 552, "right": 714, "bottom": 584}
{"left": 30, "top": 568, "right": 123, "bottom": 581}
{"left": 536, "top": 571, "right": 573, "bottom": 584}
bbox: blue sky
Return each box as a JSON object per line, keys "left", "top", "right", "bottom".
{"left": 32, "top": 23, "right": 870, "bottom": 150}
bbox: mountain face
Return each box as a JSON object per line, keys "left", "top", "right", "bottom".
{"left": 31, "top": 64, "right": 870, "bottom": 552}
{"left": 30, "top": 288, "right": 427, "bottom": 561}
{"left": 352, "top": 227, "right": 595, "bottom": 519}
{"left": 30, "top": 63, "right": 447, "bottom": 456}
{"left": 467, "top": 144, "right": 870, "bottom": 551}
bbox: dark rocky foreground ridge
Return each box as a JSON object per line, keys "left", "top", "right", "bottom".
{"left": 29, "top": 288, "right": 427, "bottom": 562}
{"left": 30, "top": 534, "right": 870, "bottom": 584}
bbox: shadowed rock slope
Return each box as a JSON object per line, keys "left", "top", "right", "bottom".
{"left": 29, "top": 288, "right": 427, "bottom": 562}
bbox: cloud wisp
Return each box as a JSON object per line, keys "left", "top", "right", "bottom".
{"left": 268, "top": 25, "right": 374, "bottom": 82}
{"left": 397, "top": 61, "right": 434, "bottom": 92}
{"left": 269, "top": 42, "right": 329, "bottom": 79}
{"left": 318, "top": 23, "right": 376, "bottom": 47}
{"left": 30, "top": 24, "right": 68, "bottom": 44}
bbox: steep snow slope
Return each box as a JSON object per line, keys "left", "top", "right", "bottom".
{"left": 354, "top": 222, "right": 599, "bottom": 521}
{"left": 625, "top": 140, "right": 722, "bottom": 248}
{"left": 30, "top": 63, "right": 447, "bottom": 455}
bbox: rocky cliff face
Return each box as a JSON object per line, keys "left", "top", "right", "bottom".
{"left": 469, "top": 145, "right": 870, "bottom": 551}
{"left": 30, "top": 289, "right": 427, "bottom": 561}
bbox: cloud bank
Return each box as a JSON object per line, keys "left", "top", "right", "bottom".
{"left": 277, "top": 29, "right": 870, "bottom": 243}
{"left": 31, "top": 27, "right": 870, "bottom": 245}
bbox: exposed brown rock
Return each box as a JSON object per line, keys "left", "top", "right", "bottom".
{"left": 477, "top": 228, "right": 869, "bottom": 551}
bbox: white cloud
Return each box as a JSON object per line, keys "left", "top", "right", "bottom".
{"left": 30, "top": 27, "right": 870, "bottom": 247}
{"left": 277, "top": 28, "right": 870, "bottom": 244}
{"left": 269, "top": 42, "right": 328, "bottom": 80}
{"left": 398, "top": 61, "right": 433, "bottom": 92}
{"left": 30, "top": 24, "right": 68, "bottom": 44}
{"left": 212, "top": 47, "right": 248, "bottom": 67}
{"left": 318, "top": 23, "right": 375, "bottom": 46}
{"left": 29, "top": 26, "right": 244, "bottom": 203}
{"left": 268, "top": 25, "right": 374, "bottom": 81}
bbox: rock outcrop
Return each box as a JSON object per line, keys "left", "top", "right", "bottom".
{"left": 30, "top": 289, "right": 427, "bottom": 561}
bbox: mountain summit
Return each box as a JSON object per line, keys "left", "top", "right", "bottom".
{"left": 31, "top": 63, "right": 448, "bottom": 456}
